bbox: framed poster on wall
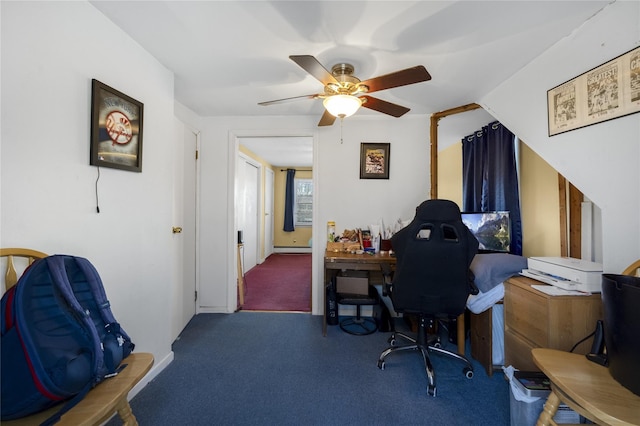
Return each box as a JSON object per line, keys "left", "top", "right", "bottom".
{"left": 360, "top": 143, "right": 390, "bottom": 179}
{"left": 90, "top": 79, "right": 144, "bottom": 172}
{"left": 547, "top": 46, "right": 640, "bottom": 136}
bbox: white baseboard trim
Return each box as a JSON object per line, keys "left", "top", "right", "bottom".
{"left": 128, "top": 350, "right": 174, "bottom": 400}
{"left": 273, "top": 247, "right": 312, "bottom": 253}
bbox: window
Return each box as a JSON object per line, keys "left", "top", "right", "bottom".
{"left": 295, "top": 178, "right": 312, "bottom": 226}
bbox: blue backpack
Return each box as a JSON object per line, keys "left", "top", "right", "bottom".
{"left": 1, "top": 255, "right": 134, "bottom": 423}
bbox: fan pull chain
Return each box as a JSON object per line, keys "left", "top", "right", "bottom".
{"left": 340, "top": 117, "right": 344, "bottom": 144}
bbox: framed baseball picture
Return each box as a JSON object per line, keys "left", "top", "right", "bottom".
{"left": 547, "top": 46, "right": 640, "bottom": 136}
{"left": 360, "top": 142, "right": 390, "bottom": 179}
{"left": 90, "top": 79, "right": 144, "bottom": 172}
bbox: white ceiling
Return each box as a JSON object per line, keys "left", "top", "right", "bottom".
{"left": 240, "top": 136, "right": 313, "bottom": 167}
{"left": 90, "top": 0, "right": 611, "bottom": 165}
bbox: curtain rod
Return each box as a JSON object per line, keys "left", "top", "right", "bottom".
{"left": 279, "top": 168, "right": 312, "bottom": 171}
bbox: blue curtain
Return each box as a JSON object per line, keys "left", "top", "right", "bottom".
{"left": 283, "top": 168, "right": 296, "bottom": 232}
{"left": 462, "top": 121, "right": 523, "bottom": 255}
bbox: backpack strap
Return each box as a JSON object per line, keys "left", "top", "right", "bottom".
{"left": 45, "top": 256, "right": 103, "bottom": 383}
{"left": 39, "top": 381, "right": 92, "bottom": 426}
{"left": 73, "top": 257, "right": 134, "bottom": 371}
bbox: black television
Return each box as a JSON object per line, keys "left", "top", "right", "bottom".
{"left": 461, "top": 211, "right": 511, "bottom": 253}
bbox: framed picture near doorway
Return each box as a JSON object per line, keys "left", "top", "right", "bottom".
{"left": 360, "top": 142, "right": 390, "bottom": 179}
{"left": 90, "top": 79, "right": 144, "bottom": 172}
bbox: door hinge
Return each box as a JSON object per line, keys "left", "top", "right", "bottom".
{"left": 194, "top": 290, "right": 198, "bottom": 302}
{"left": 195, "top": 150, "right": 199, "bottom": 160}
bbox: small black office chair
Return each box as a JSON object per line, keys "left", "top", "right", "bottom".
{"left": 377, "top": 199, "right": 479, "bottom": 396}
{"left": 337, "top": 284, "right": 380, "bottom": 335}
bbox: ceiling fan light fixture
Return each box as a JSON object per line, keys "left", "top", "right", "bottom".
{"left": 323, "top": 94, "right": 362, "bottom": 118}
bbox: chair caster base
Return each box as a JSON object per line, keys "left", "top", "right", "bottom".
{"left": 427, "top": 384, "right": 436, "bottom": 397}
{"left": 339, "top": 317, "right": 377, "bottom": 336}
{"left": 463, "top": 366, "right": 473, "bottom": 379}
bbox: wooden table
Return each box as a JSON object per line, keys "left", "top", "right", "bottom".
{"left": 323, "top": 250, "right": 465, "bottom": 355}
{"left": 532, "top": 348, "right": 640, "bottom": 426}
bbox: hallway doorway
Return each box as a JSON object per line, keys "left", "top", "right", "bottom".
{"left": 235, "top": 134, "right": 314, "bottom": 312}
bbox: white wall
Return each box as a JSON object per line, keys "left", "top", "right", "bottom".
{"left": 482, "top": 0, "right": 640, "bottom": 274}
{"left": 195, "top": 115, "right": 429, "bottom": 314}
{"left": 1, "top": 1, "right": 176, "bottom": 381}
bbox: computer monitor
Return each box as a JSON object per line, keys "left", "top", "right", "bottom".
{"left": 461, "top": 211, "right": 511, "bottom": 253}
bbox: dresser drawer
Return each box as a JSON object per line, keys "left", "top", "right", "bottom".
{"left": 504, "top": 276, "right": 604, "bottom": 371}
{"left": 505, "top": 279, "right": 549, "bottom": 347}
{"left": 505, "top": 329, "right": 539, "bottom": 371}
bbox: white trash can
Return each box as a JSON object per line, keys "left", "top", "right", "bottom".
{"left": 504, "top": 366, "right": 579, "bottom": 426}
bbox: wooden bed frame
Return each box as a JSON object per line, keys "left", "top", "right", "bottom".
{"left": 1, "top": 248, "right": 153, "bottom": 426}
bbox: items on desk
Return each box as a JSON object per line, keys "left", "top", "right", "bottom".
{"left": 326, "top": 226, "right": 362, "bottom": 252}
{"left": 325, "top": 216, "right": 410, "bottom": 254}
{"left": 327, "top": 221, "right": 336, "bottom": 242}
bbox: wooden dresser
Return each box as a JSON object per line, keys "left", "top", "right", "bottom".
{"left": 504, "top": 276, "right": 603, "bottom": 371}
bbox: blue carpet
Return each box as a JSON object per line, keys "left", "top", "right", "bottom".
{"left": 109, "top": 312, "right": 510, "bottom": 425}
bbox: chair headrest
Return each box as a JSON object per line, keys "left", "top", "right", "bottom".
{"left": 414, "top": 199, "right": 462, "bottom": 222}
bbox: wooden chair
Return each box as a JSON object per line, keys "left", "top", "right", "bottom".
{"left": 1, "top": 248, "right": 154, "bottom": 426}
{"left": 622, "top": 259, "right": 640, "bottom": 277}
{"left": 1, "top": 247, "right": 47, "bottom": 291}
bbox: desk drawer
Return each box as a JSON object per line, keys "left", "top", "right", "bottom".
{"left": 505, "top": 281, "right": 549, "bottom": 347}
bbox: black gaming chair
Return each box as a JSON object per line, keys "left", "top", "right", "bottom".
{"left": 377, "top": 199, "right": 479, "bottom": 396}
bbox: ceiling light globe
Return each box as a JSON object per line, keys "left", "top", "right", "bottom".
{"left": 323, "top": 95, "right": 362, "bottom": 118}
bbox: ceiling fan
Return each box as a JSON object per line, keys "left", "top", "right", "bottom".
{"left": 258, "top": 55, "right": 432, "bottom": 127}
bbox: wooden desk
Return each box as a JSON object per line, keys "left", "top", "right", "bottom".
{"left": 532, "top": 348, "right": 640, "bottom": 426}
{"left": 324, "top": 250, "right": 396, "bottom": 338}
{"left": 323, "top": 250, "right": 465, "bottom": 355}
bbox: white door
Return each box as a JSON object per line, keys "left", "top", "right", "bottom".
{"left": 264, "top": 168, "right": 274, "bottom": 258}
{"left": 182, "top": 128, "right": 197, "bottom": 320}
{"left": 239, "top": 157, "right": 259, "bottom": 271}
{"left": 171, "top": 122, "right": 197, "bottom": 342}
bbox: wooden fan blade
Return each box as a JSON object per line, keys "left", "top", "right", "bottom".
{"left": 318, "top": 109, "right": 336, "bottom": 126}
{"left": 360, "top": 95, "right": 410, "bottom": 117}
{"left": 258, "top": 94, "right": 320, "bottom": 106}
{"left": 290, "top": 55, "right": 338, "bottom": 86}
{"left": 359, "top": 66, "right": 431, "bottom": 93}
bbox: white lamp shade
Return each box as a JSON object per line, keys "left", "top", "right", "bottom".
{"left": 323, "top": 95, "right": 362, "bottom": 118}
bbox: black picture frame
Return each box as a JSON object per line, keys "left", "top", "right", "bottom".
{"left": 90, "top": 79, "right": 144, "bottom": 172}
{"left": 360, "top": 143, "right": 390, "bottom": 179}
{"left": 547, "top": 46, "right": 640, "bottom": 136}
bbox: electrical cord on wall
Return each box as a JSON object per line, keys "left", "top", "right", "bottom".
{"left": 95, "top": 166, "right": 101, "bottom": 213}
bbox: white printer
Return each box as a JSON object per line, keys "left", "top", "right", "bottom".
{"left": 521, "top": 257, "right": 603, "bottom": 293}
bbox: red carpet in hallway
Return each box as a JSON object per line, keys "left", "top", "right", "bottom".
{"left": 242, "top": 253, "right": 311, "bottom": 312}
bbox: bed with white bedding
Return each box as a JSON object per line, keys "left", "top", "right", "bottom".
{"left": 466, "top": 253, "right": 528, "bottom": 375}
